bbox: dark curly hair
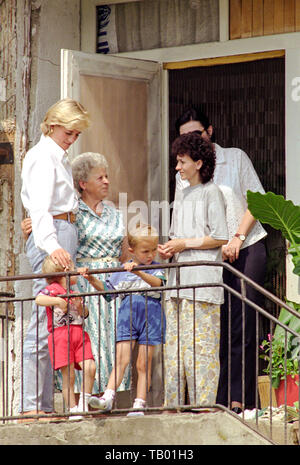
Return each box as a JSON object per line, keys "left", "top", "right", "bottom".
{"left": 175, "top": 106, "right": 216, "bottom": 142}
{"left": 172, "top": 132, "right": 216, "bottom": 184}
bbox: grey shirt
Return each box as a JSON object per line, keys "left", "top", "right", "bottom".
{"left": 168, "top": 180, "right": 228, "bottom": 304}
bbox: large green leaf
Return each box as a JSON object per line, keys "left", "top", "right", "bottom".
{"left": 274, "top": 301, "right": 300, "bottom": 341}
{"left": 247, "top": 191, "right": 300, "bottom": 244}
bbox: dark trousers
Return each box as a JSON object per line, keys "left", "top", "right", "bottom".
{"left": 216, "top": 239, "right": 267, "bottom": 409}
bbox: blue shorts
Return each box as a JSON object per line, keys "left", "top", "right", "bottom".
{"left": 116, "top": 295, "right": 166, "bottom": 345}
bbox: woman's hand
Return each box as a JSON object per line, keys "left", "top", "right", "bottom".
{"left": 159, "top": 239, "right": 186, "bottom": 256}
{"left": 222, "top": 237, "right": 243, "bottom": 263}
{"left": 21, "top": 218, "right": 32, "bottom": 240}
{"left": 50, "top": 248, "right": 72, "bottom": 269}
{"left": 157, "top": 244, "right": 173, "bottom": 260}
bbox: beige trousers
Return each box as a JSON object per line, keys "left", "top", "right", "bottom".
{"left": 164, "top": 298, "right": 220, "bottom": 407}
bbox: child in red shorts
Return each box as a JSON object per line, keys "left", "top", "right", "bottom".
{"left": 35, "top": 256, "right": 96, "bottom": 420}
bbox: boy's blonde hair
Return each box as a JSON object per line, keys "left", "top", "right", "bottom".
{"left": 40, "top": 98, "right": 90, "bottom": 136}
{"left": 128, "top": 223, "right": 159, "bottom": 249}
{"left": 42, "top": 256, "right": 74, "bottom": 284}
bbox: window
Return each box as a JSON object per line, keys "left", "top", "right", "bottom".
{"left": 96, "top": 0, "right": 219, "bottom": 54}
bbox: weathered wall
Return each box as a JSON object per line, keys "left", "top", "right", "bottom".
{"left": 0, "top": 0, "right": 81, "bottom": 416}
{"left": 0, "top": 0, "right": 17, "bottom": 299}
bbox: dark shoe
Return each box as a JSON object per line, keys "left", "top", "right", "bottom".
{"left": 232, "top": 407, "right": 242, "bottom": 414}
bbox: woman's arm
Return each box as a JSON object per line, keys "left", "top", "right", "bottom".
{"left": 22, "top": 217, "right": 72, "bottom": 268}
{"left": 159, "top": 236, "right": 228, "bottom": 256}
{"left": 222, "top": 209, "right": 256, "bottom": 263}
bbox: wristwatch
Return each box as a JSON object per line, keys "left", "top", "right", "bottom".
{"left": 234, "top": 233, "right": 246, "bottom": 241}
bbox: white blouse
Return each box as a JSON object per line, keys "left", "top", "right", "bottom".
{"left": 21, "top": 134, "right": 78, "bottom": 255}
{"left": 175, "top": 143, "right": 267, "bottom": 249}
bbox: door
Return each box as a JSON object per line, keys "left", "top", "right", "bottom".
{"left": 168, "top": 55, "right": 286, "bottom": 314}
{"left": 61, "top": 49, "right": 163, "bottom": 233}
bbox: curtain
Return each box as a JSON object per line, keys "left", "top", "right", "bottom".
{"left": 97, "top": 0, "right": 219, "bottom": 54}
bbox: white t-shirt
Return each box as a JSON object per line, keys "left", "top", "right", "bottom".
{"left": 21, "top": 134, "right": 78, "bottom": 255}
{"left": 168, "top": 181, "right": 228, "bottom": 304}
{"left": 175, "top": 143, "right": 267, "bottom": 249}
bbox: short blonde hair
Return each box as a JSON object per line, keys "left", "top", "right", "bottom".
{"left": 72, "top": 152, "right": 109, "bottom": 193}
{"left": 42, "top": 256, "right": 74, "bottom": 284}
{"left": 128, "top": 223, "right": 159, "bottom": 249}
{"left": 40, "top": 98, "right": 90, "bottom": 136}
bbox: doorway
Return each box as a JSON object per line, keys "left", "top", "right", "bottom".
{"left": 168, "top": 56, "right": 286, "bottom": 314}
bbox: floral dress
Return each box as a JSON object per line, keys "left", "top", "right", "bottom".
{"left": 57, "top": 199, "right": 129, "bottom": 394}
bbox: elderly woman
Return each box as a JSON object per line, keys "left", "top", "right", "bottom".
{"left": 20, "top": 98, "right": 90, "bottom": 418}
{"left": 21, "top": 151, "right": 130, "bottom": 405}
{"left": 71, "top": 152, "right": 129, "bottom": 394}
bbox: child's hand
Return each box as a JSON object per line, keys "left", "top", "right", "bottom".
{"left": 70, "top": 296, "right": 89, "bottom": 317}
{"left": 123, "top": 261, "right": 138, "bottom": 272}
{"left": 77, "top": 266, "right": 89, "bottom": 277}
{"left": 70, "top": 296, "right": 84, "bottom": 312}
{"left": 78, "top": 267, "right": 95, "bottom": 283}
{"left": 56, "top": 297, "right": 68, "bottom": 312}
{"left": 77, "top": 269, "right": 104, "bottom": 292}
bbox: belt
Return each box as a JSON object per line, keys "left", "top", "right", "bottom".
{"left": 53, "top": 212, "right": 76, "bottom": 223}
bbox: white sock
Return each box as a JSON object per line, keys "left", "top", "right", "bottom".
{"left": 103, "top": 389, "right": 115, "bottom": 400}
{"left": 133, "top": 398, "right": 146, "bottom": 409}
{"left": 70, "top": 405, "right": 78, "bottom": 413}
{"left": 78, "top": 392, "right": 91, "bottom": 412}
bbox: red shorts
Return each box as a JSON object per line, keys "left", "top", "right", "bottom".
{"left": 48, "top": 325, "right": 94, "bottom": 370}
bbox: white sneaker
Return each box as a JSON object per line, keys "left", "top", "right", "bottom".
{"left": 127, "top": 398, "right": 146, "bottom": 417}
{"left": 127, "top": 411, "right": 145, "bottom": 417}
{"left": 69, "top": 406, "right": 83, "bottom": 421}
{"left": 88, "top": 396, "right": 113, "bottom": 412}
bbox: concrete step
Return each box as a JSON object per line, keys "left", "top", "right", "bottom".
{"left": 0, "top": 410, "right": 274, "bottom": 445}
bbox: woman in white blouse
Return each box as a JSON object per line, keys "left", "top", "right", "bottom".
{"left": 173, "top": 107, "right": 267, "bottom": 414}
{"left": 20, "top": 98, "right": 90, "bottom": 419}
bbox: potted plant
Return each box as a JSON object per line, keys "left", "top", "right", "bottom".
{"left": 260, "top": 320, "right": 299, "bottom": 406}
{"left": 247, "top": 191, "right": 300, "bottom": 406}
{"left": 260, "top": 331, "right": 299, "bottom": 389}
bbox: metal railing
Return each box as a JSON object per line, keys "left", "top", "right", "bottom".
{"left": 0, "top": 261, "right": 299, "bottom": 444}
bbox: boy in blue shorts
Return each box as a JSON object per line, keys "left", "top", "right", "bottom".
{"left": 81, "top": 223, "right": 166, "bottom": 415}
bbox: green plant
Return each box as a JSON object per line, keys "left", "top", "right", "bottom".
{"left": 247, "top": 191, "right": 300, "bottom": 389}
{"left": 247, "top": 191, "right": 300, "bottom": 275}
{"left": 260, "top": 329, "right": 299, "bottom": 389}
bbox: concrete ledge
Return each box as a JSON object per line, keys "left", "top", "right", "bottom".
{"left": 0, "top": 411, "right": 273, "bottom": 445}
{"left": 246, "top": 418, "right": 298, "bottom": 445}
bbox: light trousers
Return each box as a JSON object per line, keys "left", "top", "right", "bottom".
{"left": 19, "top": 220, "right": 78, "bottom": 413}
{"left": 164, "top": 298, "right": 220, "bottom": 407}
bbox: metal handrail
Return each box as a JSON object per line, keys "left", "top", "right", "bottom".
{"left": 0, "top": 260, "right": 299, "bottom": 445}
